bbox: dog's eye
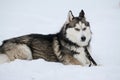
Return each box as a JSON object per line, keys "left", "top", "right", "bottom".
{"left": 83, "top": 28, "right": 86, "bottom": 31}
{"left": 74, "top": 28, "right": 80, "bottom": 31}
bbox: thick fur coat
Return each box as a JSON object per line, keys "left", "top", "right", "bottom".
{"left": 0, "top": 10, "right": 97, "bottom": 66}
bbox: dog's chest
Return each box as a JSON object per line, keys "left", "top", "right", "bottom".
{"left": 71, "top": 47, "right": 89, "bottom": 65}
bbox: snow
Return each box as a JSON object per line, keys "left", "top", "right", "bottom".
{"left": 0, "top": 0, "right": 120, "bottom": 80}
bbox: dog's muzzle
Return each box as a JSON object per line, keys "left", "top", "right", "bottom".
{"left": 81, "top": 36, "right": 86, "bottom": 42}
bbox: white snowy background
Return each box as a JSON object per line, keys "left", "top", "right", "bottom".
{"left": 0, "top": 0, "right": 120, "bottom": 80}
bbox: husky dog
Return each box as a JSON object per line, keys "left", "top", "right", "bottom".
{"left": 0, "top": 10, "right": 97, "bottom": 66}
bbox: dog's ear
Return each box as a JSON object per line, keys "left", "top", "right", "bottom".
{"left": 66, "top": 10, "right": 74, "bottom": 23}
{"left": 79, "top": 9, "right": 85, "bottom": 18}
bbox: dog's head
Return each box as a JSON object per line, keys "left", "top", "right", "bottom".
{"left": 62, "top": 10, "right": 92, "bottom": 46}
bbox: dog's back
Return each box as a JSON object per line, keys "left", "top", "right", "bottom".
{"left": 0, "top": 34, "right": 59, "bottom": 62}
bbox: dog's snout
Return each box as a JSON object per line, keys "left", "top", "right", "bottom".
{"left": 81, "top": 36, "right": 86, "bottom": 41}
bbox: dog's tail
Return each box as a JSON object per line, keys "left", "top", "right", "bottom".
{"left": 0, "top": 54, "right": 10, "bottom": 64}
{"left": 0, "top": 45, "right": 10, "bottom": 64}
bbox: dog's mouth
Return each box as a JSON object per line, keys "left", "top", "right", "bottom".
{"left": 79, "top": 38, "right": 90, "bottom": 47}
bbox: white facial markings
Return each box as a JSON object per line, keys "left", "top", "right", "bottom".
{"left": 66, "top": 21, "right": 92, "bottom": 46}
{"left": 75, "top": 21, "right": 86, "bottom": 30}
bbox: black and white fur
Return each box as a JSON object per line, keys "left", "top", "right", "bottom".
{"left": 0, "top": 10, "right": 97, "bottom": 66}
{"left": 53, "top": 10, "right": 97, "bottom": 66}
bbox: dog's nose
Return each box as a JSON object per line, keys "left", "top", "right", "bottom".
{"left": 81, "top": 36, "right": 86, "bottom": 41}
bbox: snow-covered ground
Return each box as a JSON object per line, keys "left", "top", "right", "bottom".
{"left": 0, "top": 0, "right": 120, "bottom": 80}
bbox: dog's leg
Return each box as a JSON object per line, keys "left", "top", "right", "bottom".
{"left": 53, "top": 37, "right": 83, "bottom": 65}
{"left": 85, "top": 47, "right": 97, "bottom": 66}
{"left": 60, "top": 53, "right": 84, "bottom": 65}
